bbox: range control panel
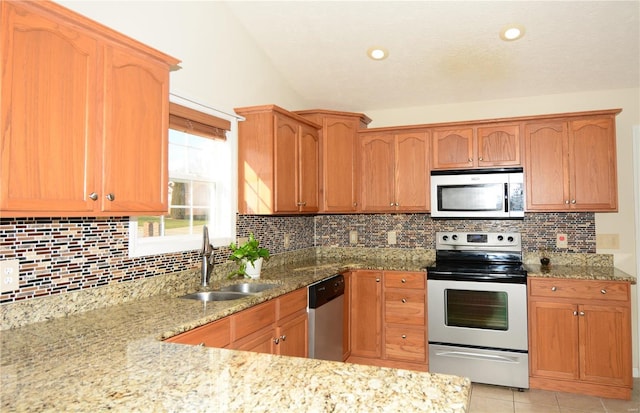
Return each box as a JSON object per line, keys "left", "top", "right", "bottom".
{"left": 435, "top": 232, "right": 521, "bottom": 252}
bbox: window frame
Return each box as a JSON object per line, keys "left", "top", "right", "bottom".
{"left": 128, "top": 93, "right": 238, "bottom": 258}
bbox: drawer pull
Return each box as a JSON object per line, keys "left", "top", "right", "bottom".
{"left": 401, "top": 298, "right": 407, "bottom": 303}
{"left": 280, "top": 335, "right": 287, "bottom": 342}
{"left": 401, "top": 334, "right": 407, "bottom": 339}
{"left": 600, "top": 289, "right": 607, "bottom": 294}
{"left": 551, "top": 286, "right": 557, "bottom": 291}
{"left": 88, "top": 192, "right": 98, "bottom": 201}
{"left": 573, "top": 311, "right": 578, "bottom": 316}
{"left": 198, "top": 342, "right": 205, "bottom": 347}
{"left": 376, "top": 278, "right": 380, "bottom": 283}
{"left": 579, "top": 311, "right": 585, "bottom": 316}
{"left": 401, "top": 279, "right": 406, "bottom": 283}
{"left": 273, "top": 337, "right": 280, "bottom": 345}
{"left": 106, "top": 193, "right": 115, "bottom": 201}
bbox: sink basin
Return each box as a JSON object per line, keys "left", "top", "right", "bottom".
{"left": 219, "top": 283, "right": 278, "bottom": 294}
{"left": 180, "top": 291, "right": 252, "bottom": 302}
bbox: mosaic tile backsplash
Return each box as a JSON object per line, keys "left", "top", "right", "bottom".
{"left": 0, "top": 212, "right": 595, "bottom": 304}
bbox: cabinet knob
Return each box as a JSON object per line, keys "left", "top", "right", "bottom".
{"left": 571, "top": 199, "right": 576, "bottom": 204}
{"left": 600, "top": 289, "right": 607, "bottom": 294}
{"left": 565, "top": 200, "right": 570, "bottom": 204}
{"left": 297, "top": 201, "right": 306, "bottom": 206}
{"left": 198, "top": 342, "right": 205, "bottom": 347}
{"left": 579, "top": 311, "right": 585, "bottom": 316}
{"left": 353, "top": 202, "right": 358, "bottom": 207}
{"left": 401, "top": 298, "right": 407, "bottom": 303}
{"left": 401, "top": 335, "right": 407, "bottom": 339}
{"left": 468, "top": 158, "right": 472, "bottom": 162}
{"left": 478, "top": 157, "right": 483, "bottom": 161}
{"left": 401, "top": 279, "right": 406, "bottom": 283}
{"left": 551, "top": 286, "right": 557, "bottom": 291}
{"left": 376, "top": 278, "right": 380, "bottom": 283}
{"left": 390, "top": 202, "right": 395, "bottom": 206}
{"left": 106, "top": 193, "right": 115, "bottom": 201}
{"left": 88, "top": 192, "right": 98, "bottom": 201}
{"left": 280, "top": 335, "right": 287, "bottom": 342}
{"left": 573, "top": 311, "right": 578, "bottom": 316}
{"left": 273, "top": 337, "right": 280, "bottom": 345}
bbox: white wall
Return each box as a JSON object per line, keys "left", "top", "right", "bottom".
{"left": 59, "top": 0, "right": 309, "bottom": 114}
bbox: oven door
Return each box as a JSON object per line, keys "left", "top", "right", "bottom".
{"left": 427, "top": 279, "right": 528, "bottom": 351}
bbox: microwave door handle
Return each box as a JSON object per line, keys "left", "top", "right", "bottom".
{"left": 504, "top": 183, "right": 509, "bottom": 212}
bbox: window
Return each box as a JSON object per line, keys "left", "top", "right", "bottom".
{"left": 128, "top": 95, "right": 237, "bottom": 257}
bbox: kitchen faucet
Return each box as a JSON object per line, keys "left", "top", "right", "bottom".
{"left": 201, "top": 226, "right": 214, "bottom": 287}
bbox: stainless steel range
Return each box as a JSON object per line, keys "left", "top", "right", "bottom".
{"left": 426, "top": 231, "right": 529, "bottom": 389}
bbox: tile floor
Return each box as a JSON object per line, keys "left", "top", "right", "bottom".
{"left": 469, "top": 379, "right": 640, "bottom": 413}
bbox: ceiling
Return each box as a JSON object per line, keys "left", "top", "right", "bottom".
{"left": 224, "top": 1, "right": 640, "bottom": 112}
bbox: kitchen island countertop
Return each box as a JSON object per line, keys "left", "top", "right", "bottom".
{"left": 0, "top": 257, "right": 470, "bottom": 412}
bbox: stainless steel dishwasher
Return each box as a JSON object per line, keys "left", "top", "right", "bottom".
{"left": 308, "top": 274, "right": 345, "bottom": 361}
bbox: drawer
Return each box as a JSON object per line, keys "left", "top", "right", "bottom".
{"left": 277, "top": 287, "right": 307, "bottom": 320}
{"left": 384, "top": 290, "right": 425, "bottom": 326}
{"left": 384, "top": 271, "right": 425, "bottom": 289}
{"left": 231, "top": 300, "right": 276, "bottom": 341}
{"left": 165, "top": 317, "right": 230, "bottom": 348}
{"left": 529, "top": 278, "right": 629, "bottom": 302}
{"left": 384, "top": 326, "right": 426, "bottom": 362}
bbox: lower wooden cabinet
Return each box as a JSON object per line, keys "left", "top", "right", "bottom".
{"left": 528, "top": 278, "right": 632, "bottom": 400}
{"left": 349, "top": 270, "right": 428, "bottom": 371}
{"left": 166, "top": 287, "right": 308, "bottom": 358}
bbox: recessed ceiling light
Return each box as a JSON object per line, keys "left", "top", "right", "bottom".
{"left": 500, "top": 25, "right": 525, "bottom": 41}
{"left": 367, "top": 47, "right": 388, "bottom": 60}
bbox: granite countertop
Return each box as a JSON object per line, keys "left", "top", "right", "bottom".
{"left": 0, "top": 258, "right": 471, "bottom": 412}
{"left": 525, "top": 264, "right": 636, "bottom": 283}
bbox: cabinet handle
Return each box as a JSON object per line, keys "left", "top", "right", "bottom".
{"left": 401, "top": 334, "right": 407, "bottom": 339}
{"left": 376, "top": 278, "right": 380, "bottom": 283}
{"left": 297, "top": 201, "right": 306, "bottom": 206}
{"left": 401, "top": 279, "right": 406, "bottom": 283}
{"left": 600, "top": 289, "right": 607, "bottom": 294}
{"left": 89, "top": 192, "right": 98, "bottom": 201}
{"left": 390, "top": 202, "right": 395, "bottom": 206}
{"left": 273, "top": 337, "right": 280, "bottom": 345}
{"left": 573, "top": 311, "right": 578, "bottom": 316}
{"left": 579, "top": 311, "right": 585, "bottom": 316}
{"left": 353, "top": 202, "right": 358, "bottom": 207}
{"left": 551, "top": 286, "right": 557, "bottom": 291}
{"left": 280, "top": 335, "right": 287, "bottom": 342}
{"left": 401, "top": 298, "right": 407, "bottom": 303}
{"left": 565, "top": 200, "right": 570, "bottom": 204}
{"left": 198, "top": 342, "right": 205, "bottom": 346}
{"left": 468, "top": 158, "right": 472, "bottom": 162}
{"left": 106, "top": 193, "right": 115, "bottom": 201}
{"left": 478, "top": 157, "right": 483, "bottom": 161}
{"left": 571, "top": 199, "right": 576, "bottom": 204}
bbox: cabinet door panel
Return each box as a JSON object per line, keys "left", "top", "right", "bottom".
{"left": 432, "top": 128, "right": 473, "bottom": 169}
{"left": 323, "top": 118, "right": 359, "bottom": 212}
{"left": 231, "top": 328, "right": 275, "bottom": 354}
{"left": 529, "top": 301, "right": 579, "bottom": 380}
{"left": 298, "top": 123, "right": 319, "bottom": 212}
{"left": 1, "top": 3, "right": 98, "bottom": 213}
{"left": 524, "top": 122, "right": 569, "bottom": 210}
{"left": 360, "top": 134, "right": 395, "bottom": 211}
{"left": 569, "top": 118, "right": 617, "bottom": 210}
{"left": 274, "top": 114, "right": 299, "bottom": 212}
{"left": 477, "top": 124, "right": 521, "bottom": 167}
{"left": 395, "top": 132, "right": 429, "bottom": 211}
{"left": 579, "top": 304, "right": 631, "bottom": 386}
{"left": 277, "top": 313, "right": 308, "bottom": 358}
{"left": 350, "top": 271, "right": 382, "bottom": 358}
{"left": 102, "top": 45, "right": 169, "bottom": 213}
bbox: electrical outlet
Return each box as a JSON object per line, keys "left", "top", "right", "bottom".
{"left": 0, "top": 259, "right": 20, "bottom": 293}
{"left": 387, "top": 231, "right": 397, "bottom": 245}
{"left": 237, "top": 237, "right": 248, "bottom": 245}
{"left": 556, "top": 233, "right": 568, "bottom": 249}
{"left": 349, "top": 230, "right": 358, "bottom": 244}
{"left": 284, "top": 233, "right": 290, "bottom": 249}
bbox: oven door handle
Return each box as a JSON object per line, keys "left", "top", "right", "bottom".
{"left": 434, "top": 350, "right": 522, "bottom": 364}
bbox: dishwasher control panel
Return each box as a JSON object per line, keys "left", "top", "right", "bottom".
{"left": 308, "top": 274, "right": 345, "bottom": 308}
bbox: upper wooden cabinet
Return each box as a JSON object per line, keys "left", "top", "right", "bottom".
{"left": 0, "top": 0, "right": 179, "bottom": 217}
{"left": 295, "top": 109, "right": 372, "bottom": 213}
{"left": 236, "top": 105, "right": 321, "bottom": 214}
{"left": 524, "top": 110, "right": 620, "bottom": 212}
{"left": 359, "top": 131, "right": 430, "bottom": 212}
{"left": 431, "top": 123, "right": 522, "bottom": 169}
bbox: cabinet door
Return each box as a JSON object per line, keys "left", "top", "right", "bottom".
{"left": 394, "top": 132, "right": 429, "bottom": 211}
{"left": 102, "top": 45, "right": 170, "bottom": 214}
{"left": 350, "top": 271, "right": 382, "bottom": 358}
{"left": 274, "top": 113, "right": 299, "bottom": 212}
{"left": 298, "top": 123, "right": 319, "bottom": 212}
{"left": 0, "top": 2, "right": 98, "bottom": 214}
{"left": 524, "top": 122, "right": 570, "bottom": 211}
{"left": 322, "top": 117, "right": 360, "bottom": 212}
{"left": 277, "top": 312, "right": 308, "bottom": 358}
{"left": 569, "top": 118, "right": 618, "bottom": 211}
{"left": 477, "top": 124, "right": 522, "bottom": 167}
{"left": 529, "top": 301, "right": 579, "bottom": 380}
{"left": 431, "top": 128, "right": 473, "bottom": 169}
{"left": 165, "top": 318, "right": 231, "bottom": 348}
{"left": 579, "top": 304, "right": 631, "bottom": 387}
{"left": 231, "top": 327, "right": 275, "bottom": 354}
{"left": 360, "top": 134, "right": 395, "bottom": 211}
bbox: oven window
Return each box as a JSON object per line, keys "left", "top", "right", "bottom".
{"left": 444, "top": 289, "right": 508, "bottom": 330}
{"left": 438, "top": 183, "right": 504, "bottom": 211}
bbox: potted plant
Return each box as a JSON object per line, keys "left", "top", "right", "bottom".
{"left": 228, "top": 233, "right": 270, "bottom": 279}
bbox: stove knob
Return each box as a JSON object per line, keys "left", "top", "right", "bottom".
{"left": 442, "top": 235, "right": 449, "bottom": 241}
{"left": 497, "top": 235, "right": 504, "bottom": 241}
{"left": 508, "top": 236, "right": 514, "bottom": 242}
{"left": 452, "top": 234, "right": 458, "bottom": 241}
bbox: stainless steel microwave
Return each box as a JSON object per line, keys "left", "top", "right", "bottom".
{"left": 430, "top": 168, "right": 525, "bottom": 218}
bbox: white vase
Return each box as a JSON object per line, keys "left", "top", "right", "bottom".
{"left": 244, "top": 257, "right": 263, "bottom": 279}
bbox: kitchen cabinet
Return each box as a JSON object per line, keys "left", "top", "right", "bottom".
{"left": 294, "top": 109, "right": 372, "bottom": 213}
{"left": 349, "top": 270, "right": 428, "bottom": 371}
{"left": 236, "top": 105, "right": 321, "bottom": 214}
{"left": 359, "top": 131, "right": 430, "bottom": 212}
{"left": 524, "top": 110, "right": 620, "bottom": 211}
{"left": 0, "top": 0, "right": 179, "bottom": 217}
{"left": 431, "top": 123, "right": 521, "bottom": 169}
{"left": 164, "top": 317, "right": 230, "bottom": 348}
{"left": 528, "top": 278, "right": 632, "bottom": 399}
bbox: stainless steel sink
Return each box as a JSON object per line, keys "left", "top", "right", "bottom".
{"left": 219, "top": 283, "right": 278, "bottom": 294}
{"left": 180, "top": 291, "right": 252, "bottom": 302}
